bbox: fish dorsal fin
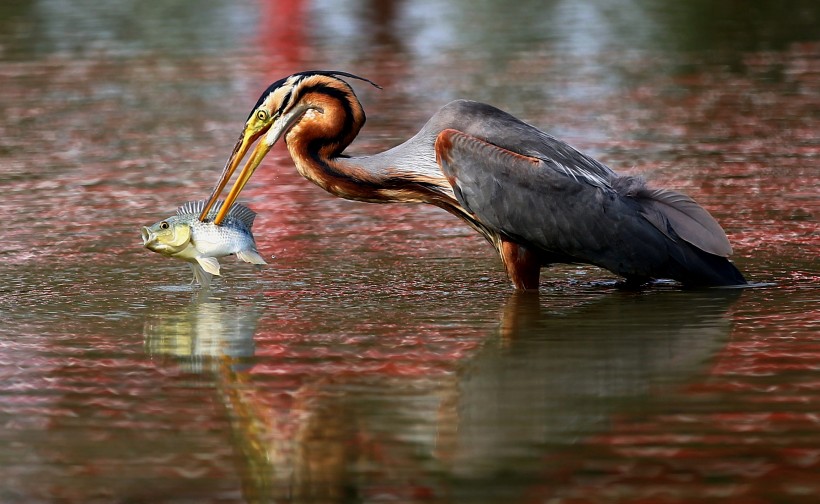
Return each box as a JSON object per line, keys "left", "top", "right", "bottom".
{"left": 225, "top": 203, "right": 257, "bottom": 228}
{"left": 177, "top": 200, "right": 215, "bottom": 218}
{"left": 176, "top": 200, "right": 256, "bottom": 227}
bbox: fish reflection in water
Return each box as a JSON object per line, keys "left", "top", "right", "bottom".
{"left": 143, "top": 289, "right": 739, "bottom": 502}
{"left": 143, "top": 297, "right": 259, "bottom": 373}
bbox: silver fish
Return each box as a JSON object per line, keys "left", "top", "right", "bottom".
{"left": 141, "top": 200, "right": 267, "bottom": 287}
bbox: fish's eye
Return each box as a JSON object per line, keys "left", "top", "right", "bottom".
{"left": 256, "top": 110, "right": 268, "bottom": 122}
{"left": 159, "top": 221, "right": 169, "bottom": 230}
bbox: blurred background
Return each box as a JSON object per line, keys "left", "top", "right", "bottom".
{"left": 0, "top": 1, "right": 818, "bottom": 503}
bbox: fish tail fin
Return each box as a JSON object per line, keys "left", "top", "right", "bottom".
{"left": 237, "top": 249, "right": 267, "bottom": 265}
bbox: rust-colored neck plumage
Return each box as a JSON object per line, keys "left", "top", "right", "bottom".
{"left": 286, "top": 76, "right": 366, "bottom": 161}
{"left": 282, "top": 76, "right": 452, "bottom": 205}
{"left": 264, "top": 73, "right": 500, "bottom": 257}
{"left": 283, "top": 78, "right": 377, "bottom": 200}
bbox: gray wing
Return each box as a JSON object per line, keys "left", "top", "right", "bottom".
{"left": 434, "top": 127, "right": 734, "bottom": 282}
{"left": 634, "top": 186, "right": 732, "bottom": 256}
{"left": 427, "top": 100, "right": 732, "bottom": 258}
{"left": 426, "top": 100, "right": 618, "bottom": 189}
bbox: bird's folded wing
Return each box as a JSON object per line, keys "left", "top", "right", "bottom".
{"left": 434, "top": 128, "right": 612, "bottom": 260}
{"left": 636, "top": 188, "right": 733, "bottom": 257}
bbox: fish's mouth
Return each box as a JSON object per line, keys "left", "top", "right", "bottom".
{"left": 141, "top": 227, "right": 155, "bottom": 247}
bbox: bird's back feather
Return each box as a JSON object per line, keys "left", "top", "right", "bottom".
{"left": 435, "top": 128, "right": 745, "bottom": 286}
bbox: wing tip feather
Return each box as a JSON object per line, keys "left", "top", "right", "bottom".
{"left": 632, "top": 183, "right": 733, "bottom": 257}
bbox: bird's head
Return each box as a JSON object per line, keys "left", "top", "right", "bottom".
{"left": 199, "top": 70, "right": 380, "bottom": 224}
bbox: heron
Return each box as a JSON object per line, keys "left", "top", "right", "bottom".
{"left": 198, "top": 70, "right": 746, "bottom": 290}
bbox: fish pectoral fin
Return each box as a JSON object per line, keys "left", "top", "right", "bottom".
{"left": 195, "top": 257, "right": 222, "bottom": 276}
{"left": 236, "top": 249, "right": 267, "bottom": 265}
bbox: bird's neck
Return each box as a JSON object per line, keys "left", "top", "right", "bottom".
{"left": 283, "top": 106, "right": 498, "bottom": 248}
{"left": 285, "top": 113, "right": 453, "bottom": 204}
{"left": 289, "top": 146, "right": 397, "bottom": 203}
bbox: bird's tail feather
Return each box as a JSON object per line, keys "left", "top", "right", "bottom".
{"left": 616, "top": 177, "right": 745, "bottom": 286}
{"left": 667, "top": 243, "right": 747, "bottom": 287}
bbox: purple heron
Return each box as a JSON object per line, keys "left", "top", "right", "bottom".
{"left": 199, "top": 70, "right": 745, "bottom": 290}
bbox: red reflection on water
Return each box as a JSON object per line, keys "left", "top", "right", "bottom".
{"left": 257, "top": 0, "right": 307, "bottom": 71}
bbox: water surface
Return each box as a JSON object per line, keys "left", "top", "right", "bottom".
{"left": 1, "top": 1, "right": 818, "bottom": 502}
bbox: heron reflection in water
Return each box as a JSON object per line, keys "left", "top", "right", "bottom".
{"left": 139, "top": 289, "right": 739, "bottom": 501}
{"left": 198, "top": 71, "right": 746, "bottom": 290}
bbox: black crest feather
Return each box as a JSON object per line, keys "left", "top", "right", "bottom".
{"left": 250, "top": 70, "right": 381, "bottom": 119}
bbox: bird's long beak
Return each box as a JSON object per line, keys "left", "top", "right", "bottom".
{"left": 204, "top": 132, "right": 273, "bottom": 225}
{"left": 198, "top": 130, "right": 260, "bottom": 223}
{"left": 200, "top": 106, "right": 307, "bottom": 225}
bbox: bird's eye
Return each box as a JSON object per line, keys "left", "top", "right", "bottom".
{"left": 159, "top": 221, "right": 169, "bottom": 230}
{"left": 256, "top": 110, "right": 268, "bottom": 121}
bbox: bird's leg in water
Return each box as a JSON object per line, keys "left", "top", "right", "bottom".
{"left": 499, "top": 240, "right": 541, "bottom": 290}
